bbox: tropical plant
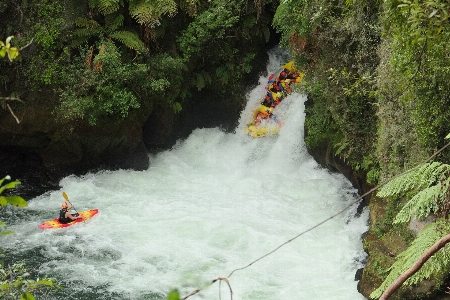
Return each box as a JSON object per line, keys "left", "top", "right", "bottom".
{"left": 0, "top": 36, "right": 19, "bottom": 62}
{"left": 274, "top": 0, "right": 380, "bottom": 171}
{"left": 72, "top": 0, "right": 182, "bottom": 52}
{"left": 370, "top": 158, "right": 450, "bottom": 298}
{"left": 0, "top": 175, "right": 57, "bottom": 299}
{"left": 0, "top": 175, "right": 27, "bottom": 208}
{"left": 56, "top": 41, "right": 145, "bottom": 125}
{"left": 0, "top": 261, "right": 58, "bottom": 300}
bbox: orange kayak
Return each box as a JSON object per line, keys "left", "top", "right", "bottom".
{"left": 38, "top": 209, "right": 99, "bottom": 229}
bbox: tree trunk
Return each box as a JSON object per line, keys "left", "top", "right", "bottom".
{"left": 380, "top": 233, "right": 450, "bottom": 299}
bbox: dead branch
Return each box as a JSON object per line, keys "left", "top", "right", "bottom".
{"left": 1, "top": 97, "right": 24, "bottom": 124}
{"left": 380, "top": 233, "right": 450, "bottom": 300}
{"left": 6, "top": 103, "right": 21, "bottom": 124}
{"left": 0, "top": 96, "right": 24, "bottom": 103}
{"left": 19, "top": 38, "right": 34, "bottom": 51}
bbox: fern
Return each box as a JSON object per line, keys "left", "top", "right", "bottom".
{"left": 377, "top": 162, "right": 449, "bottom": 198}
{"left": 104, "top": 14, "right": 124, "bottom": 33}
{"left": 73, "top": 28, "right": 100, "bottom": 39}
{"left": 370, "top": 220, "right": 450, "bottom": 299}
{"left": 110, "top": 31, "right": 146, "bottom": 52}
{"left": 129, "top": 0, "right": 177, "bottom": 25}
{"left": 394, "top": 184, "right": 441, "bottom": 223}
{"left": 74, "top": 17, "right": 102, "bottom": 29}
{"left": 129, "top": 1, "right": 158, "bottom": 25}
{"left": 90, "top": 0, "right": 121, "bottom": 15}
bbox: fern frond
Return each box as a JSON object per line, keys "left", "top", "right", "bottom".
{"left": 393, "top": 184, "right": 441, "bottom": 223}
{"left": 109, "top": 31, "right": 146, "bottom": 52}
{"left": 90, "top": 0, "right": 121, "bottom": 15}
{"left": 129, "top": 1, "right": 158, "bottom": 25}
{"left": 129, "top": 0, "right": 177, "bottom": 25}
{"left": 370, "top": 219, "right": 450, "bottom": 299}
{"left": 104, "top": 14, "right": 124, "bottom": 33}
{"left": 73, "top": 28, "right": 103, "bottom": 39}
{"left": 377, "top": 162, "right": 449, "bottom": 197}
{"left": 75, "top": 17, "right": 102, "bottom": 30}
{"left": 416, "top": 162, "right": 448, "bottom": 189}
{"left": 377, "top": 170, "right": 421, "bottom": 197}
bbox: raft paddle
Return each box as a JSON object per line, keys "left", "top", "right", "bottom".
{"left": 62, "top": 192, "right": 84, "bottom": 223}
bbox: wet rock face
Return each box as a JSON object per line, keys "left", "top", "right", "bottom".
{"left": 0, "top": 109, "right": 150, "bottom": 198}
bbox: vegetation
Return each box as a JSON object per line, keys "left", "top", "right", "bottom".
{"left": 0, "top": 176, "right": 57, "bottom": 299}
{"left": 370, "top": 160, "right": 450, "bottom": 298}
{"left": 273, "top": 0, "right": 380, "bottom": 176}
{"left": 3, "top": 0, "right": 450, "bottom": 298}
{"left": 273, "top": 0, "right": 450, "bottom": 299}
{"left": 1, "top": 0, "right": 275, "bottom": 127}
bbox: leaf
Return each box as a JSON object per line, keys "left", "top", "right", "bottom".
{"left": 7, "top": 47, "right": 19, "bottom": 60}
{"left": 195, "top": 72, "right": 205, "bottom": 90}
{"left": 0, "top": 180, "right": 21, "bottom": 194}
{"left": 6, "top": 196, "right": 28, "bottom": 207}
{"left": 167, "top": 289, "right": 180, "bottom": 300}
{"left": 0, "top": 196, "right": 7, "bottom": 206}
{"left": 36, "top": 280, "right": 53, "bottom": 286}
{"left": 109, "top": 31, "right": 146, "bottom": 52}
{"left": 21, "top": 292, "right": 35, "bottom": 300}
{"left": 429, "top": 10, "right": 438, "bottom": 18}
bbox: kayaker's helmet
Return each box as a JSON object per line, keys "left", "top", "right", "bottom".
{"left": 280, "top": 71, "right": 287, "bottom": 78}
{"left": 62, "top": 202, "right": 68, "bottom": 208}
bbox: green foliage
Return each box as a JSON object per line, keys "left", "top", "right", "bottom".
{"left": 55, "top": 42, "right": 188, "bottom": 125}
{"left": 372, "top": 160, "right": 450, "bottom": 296}
{"left": 377, "top": 162, "right": 450, "bottom": 224}
{"left": 0, "top": 261, "right": 58, "bottom": 300}
{"left": 0, "top": 36, "right": 19, "bottom": 61}
{"left": 73, "top": 15, "right": 146, "bottom": 52}
{"left": 275, "top": 0, "right": 380, "bottom": 170}
{"left": 377, "top": 0, "right": 450, "bottom": 171}
{"left": 177, "top": 1, "right": 240, "bottom": 60}
{"left": 273, "top": 0, "right": 310, "bottom": 46}
{"left": 30, "top": 0, "right": 65, "bottom": 52}
{"left": 397, "top": 0, "right": 449, "bottom": 44}
{"left": 0, "top": 177, "right": 56, "bottom": 299}
{"left": 366, "top": 168, "right": 380, "bottom": 185}
{"left": 370, "top": 219, "right": 450, "bottom": 299}
{"left": 57, "top": 41, "right": 145, "bottom": 125}
{"left": 0, "top": 176, "right": 27, "bottom": 208}
{"left": 304, "top": 80, "right": 339, "bottom": 148}
{"left": 74, "top": 0, "right": 177, "bottom": 51}
{"left": 166, "top": 289, "right": 181, "bottom": 300}
{"left": 129, "top": 0, "right": 177, "bottom": 25}
{"left": 109, "top": 31, "right": 146, "bottom": 52}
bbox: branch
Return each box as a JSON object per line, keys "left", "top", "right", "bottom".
{"left": 0, "top": 97, "right": 24, "bottom": 103}
{"left": 19, "top": 38, "right": 34, "bottom": 51}
{"left": 6, "top": 103, "right": 21, "bottom": 124}
{"left": 380, "top": 233, "right": 450, "bottom": 300}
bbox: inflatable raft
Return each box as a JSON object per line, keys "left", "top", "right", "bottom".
{"left": 245, "top": 61, "right": 304, "bottom": 138}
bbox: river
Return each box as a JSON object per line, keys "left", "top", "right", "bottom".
{"left": 3, "top": 49, "right": 368, "bottom": 300}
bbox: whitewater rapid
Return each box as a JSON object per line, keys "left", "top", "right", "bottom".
{"left": 3, "top": 50, "right": 368, "bottom": 300}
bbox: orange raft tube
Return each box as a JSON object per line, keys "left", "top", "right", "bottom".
{"left": 245, "top": 61, "right": 304, "bottom": 138}
{"left": 38, "top": 209, "right": 99, "bottom": 229}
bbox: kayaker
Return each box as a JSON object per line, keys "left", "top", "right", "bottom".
{"left": 59, "top": 202, "right": 81, "bottom": 224}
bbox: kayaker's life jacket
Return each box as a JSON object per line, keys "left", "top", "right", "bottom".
{"left": 59, "top": 208, "right": 72, "bottom": 224}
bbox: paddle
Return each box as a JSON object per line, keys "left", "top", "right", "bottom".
{"left": 62, "top": 192, "right": 84, "bottom": 223}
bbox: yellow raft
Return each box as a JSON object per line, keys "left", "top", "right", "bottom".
{"left": 245, "top": 61, "right": 304, "bottom": 138}
{"left": 245, "top": 124, "right": 280, "bottom": 138}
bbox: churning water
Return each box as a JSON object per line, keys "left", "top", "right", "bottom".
{"left": 3, "top": 50, "right": 368, "bottom": 300}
